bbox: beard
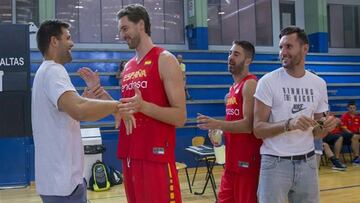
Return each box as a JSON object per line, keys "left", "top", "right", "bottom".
{"left": 281, "top": 53, "right": 302, "bottom": 69}
{"left": 127, "top": 34, "right": 141, "bottom": 49}
{"left": 64, "top": 51, "right": 72, "bottom": 63}
{"left": 228, "top": 60, "right": 245, "bottom": 75}
{"left": 59, "top": 48, "right": 72, "bottom": 64}
{"left": 60, "top": 50, "right": 72, "bottom": 64}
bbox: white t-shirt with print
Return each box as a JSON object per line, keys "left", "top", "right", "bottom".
{"left": 31, "top": 60, "right": 84, "bottom": 196}
{"left": 254, "top": 68, "right": 328, "bottom": 156}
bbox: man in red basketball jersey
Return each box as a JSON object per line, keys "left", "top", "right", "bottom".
{"left": 78, "top": 4, "right": 186, "bottom": 203}
{"left": 197, "top": 41, "right": 262, "bottom": 203}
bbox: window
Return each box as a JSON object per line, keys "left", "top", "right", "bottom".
{"left": 16, "top": 0, "right": 38, "bottom": 24}
{"left": 0, "top": 0, "right": 38, "bottom": 25}
{"left": 102, "top": 0, "right": 123, "bottom": 43}
{"left": 56, "top": 0, "right": 184, "bottom": 44}
{"left": 79, "top": 0, "right": 101, "bottom": 43}
{"left": 0, "top": 0, "right": 12, "bottom": 24}
{"left": 279, "top": 0, "right": 295, "bottom": 30}
{"left": 208, "top": 0, "right": 221, "bottom": 45}
{"left": 328, "top": 4, "right": 360, "bottom": 48}
{"left": 220, "top": 0, "right": 240, "bottom": 45}
{"left": 207, "top": 0, "right": 272, "bottom": 46}
{"left": 144, "top": 0, "right": 165, "bottom": 43}
{"left": 56, "top": 0, "right": 79, "bottom": 42}
{"left": 163, "top": 0, "right": 184, "bottom": 44}
{"left": 255, "top": 0, "right": 273, "bottom": 46}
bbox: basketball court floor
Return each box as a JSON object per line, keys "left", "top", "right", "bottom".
{"left": 1, "top": 164, "right": 359, "bottom": 203}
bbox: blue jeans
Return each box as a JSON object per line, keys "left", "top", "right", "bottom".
{"left": 40, "top": 179, "right": 87, "bottom": 203}
{"left": 257, "top": 155, "right": 319, "bottom": 203}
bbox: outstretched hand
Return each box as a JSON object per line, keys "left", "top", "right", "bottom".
{"left": 196, "top": 113, "right": 220, "bottom": 130}
{"left": 114, "top": 101, "right": 137, "bottom": 135}
{"left": 82, "top": 87, "right": 96, "bottom": 99}
{"left": 78, "top": 67, "right": 107, "bottom": 98}
{"left": 120, "top": 87, "right": 144, "bottom": 113}
{"left": 78, "top": 67, "right": 100, "bottom": 89}
{"left": 123, "top": 114, "right": 136, "bottom": 135}
{"left": 82, "top": 86, "right": 105, "bottom": 99}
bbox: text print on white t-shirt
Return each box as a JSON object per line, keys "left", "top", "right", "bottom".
{"left": 282, "top": 86, "right": 315, "bottom": 117}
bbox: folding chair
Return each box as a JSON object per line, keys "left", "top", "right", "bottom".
{"left": 176, "top": 162, "right": 192, "bottom": 193}
{"left": 190, "top": 136, "right": 206, "bottom": 186}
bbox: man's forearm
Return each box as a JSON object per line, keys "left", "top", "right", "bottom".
{"left": 254, "top": 120, "right": 288, "bottom": 139}
{"left": 77, "top": 98, "right": 118, "bottom": 121}
{"left": 219, "top": 119, "right": 253, "bottom": 134}
{"left": 141, "top": 101, "right": 186, "bottom": 127}
{"left": 98, "top": 89, "right": 113, "bottom": 100}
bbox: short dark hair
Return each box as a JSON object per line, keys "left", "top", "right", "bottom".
{"left": 232, "top": 40, "right": 255, "bottom": 61}
{"left": 279, "top": 26, "right": 309, "bottom": 45}
{"left": 36, "top": 20, "right": 70, "bottom": 56}
{"left": 347, "top": 100, "right": 356, "bottom": 107}
{"left": 117, "top": 4, "right": 151, "bottom": 36}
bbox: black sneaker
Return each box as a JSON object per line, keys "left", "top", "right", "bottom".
{"left": 332, "top": 159, "right": 346, "bottom": 171}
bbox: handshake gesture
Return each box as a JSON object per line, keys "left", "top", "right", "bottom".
{"left": 78, "top": 67, "right": 143, "bottom": 135}
{"left": 114, "top": 88, "right": 145, "bottom": 135}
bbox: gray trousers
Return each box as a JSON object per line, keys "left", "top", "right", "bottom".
{"left": 257, "top": 154, "right": 319, "bottom": 203}
{"left": 40, "top": 179, "right": 87, "bottom": 203}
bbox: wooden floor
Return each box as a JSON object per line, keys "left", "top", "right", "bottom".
{"left": 1, "top": 164, "right": 359, "bottom": 203}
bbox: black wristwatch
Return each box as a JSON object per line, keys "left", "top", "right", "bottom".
{"left": 284, "top": 118, "right": 292, "bottom": 132}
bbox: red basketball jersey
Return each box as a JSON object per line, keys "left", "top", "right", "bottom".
{"left": 117, "top": 47, "right": 176, "bottom": 163}
{"left": 225, "top": 74, "right": 262, "bottom": 174}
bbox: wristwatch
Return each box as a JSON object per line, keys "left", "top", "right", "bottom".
{"left": 284, "top": 118, "right": 292, "bottom": 132}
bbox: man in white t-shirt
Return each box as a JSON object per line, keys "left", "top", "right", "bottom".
{"left": 32, "top": 20, "right": 135, "bottom": 203}
{"left": 253, "top": 26, "right": 338, "bottom": 203}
